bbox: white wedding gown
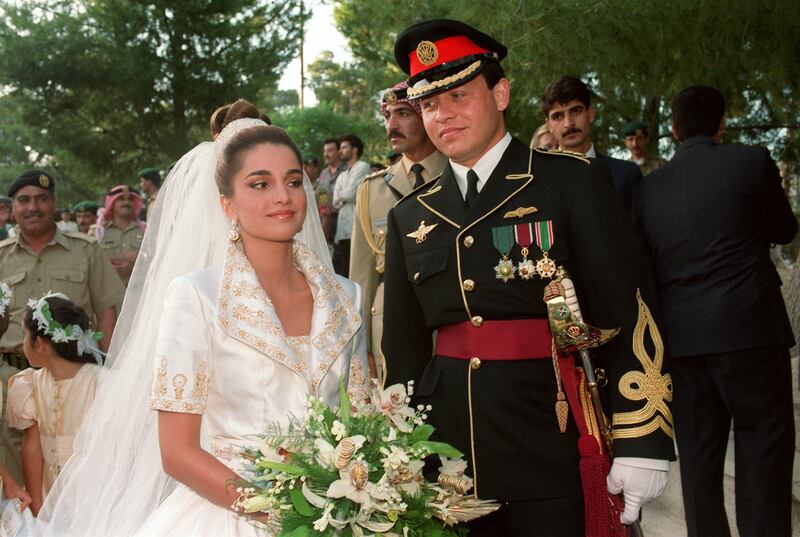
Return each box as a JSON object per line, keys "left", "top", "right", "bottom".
{"left": 134, "top": 240, "right": 369, "bottom": 536}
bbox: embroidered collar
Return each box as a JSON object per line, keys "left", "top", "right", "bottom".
{"left": 217, "top": 240, "right": 361, "bottom": 393}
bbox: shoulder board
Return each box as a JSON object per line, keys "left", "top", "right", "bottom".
{"left": 364, "top": 167, "right": 390, "bottom": 181}
{"left": 63, "top": 230, "right": 97, "bottom": 243}
{"left": 533, "top": 147, "right": 590, "bottom": 164}
{"left": 0, "top": 237, "right": 16, "bottom": 248}
{"left": 394, "top": 173, "right": 443, "bottom": 207}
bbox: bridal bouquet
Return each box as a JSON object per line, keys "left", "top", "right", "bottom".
{"left": 234, "top": 380, "right": 498, "bottom": 536}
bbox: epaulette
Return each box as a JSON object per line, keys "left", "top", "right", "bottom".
{"left": 364, "top": 167, "right": 390, "bottom": 182}
{"left": 0, "top": 237, "right": 16, "bottom": 248}
{"left": 63, "top": 230, "right": 97, "bottom": 243}
{"left": 533, "top": 147, "right": 591, "bottom": 164}
{"left": 394, "top": 173, "right": 443, "bottom": 207}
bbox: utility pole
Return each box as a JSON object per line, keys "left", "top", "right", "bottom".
{"left": 299, "top": 0, "right": 305, "bottom": 109}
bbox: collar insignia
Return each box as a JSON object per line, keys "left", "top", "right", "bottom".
{"left": 503, "top": 206, "right": 538, "bottom": 219}
{"left": 416, "top": 40, "right": 438, "bottom": 66}
{"left": 406, "top": 220, "right": 438, "bottom": 244}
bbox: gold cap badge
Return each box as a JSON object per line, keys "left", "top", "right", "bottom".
{"left": 416, "top": 40, "right": 438, "bottom": 67}
{"left": 38, "top": 174, "right": 50, "bottom": 188}
{"left": 383, "top": 90, "right": 398, "bottom": 105}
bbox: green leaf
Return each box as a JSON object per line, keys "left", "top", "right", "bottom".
{"left": 290, "top": 526, "right": 313, "bottom": 537}
{"left": 258, "top": 461, "right": 306, "bottom": 475}
{"left": 290, "top": 486, "right": 316, "bottom": 517}
{"left": 339, "top": 378, "right": 351, "bottom": 425}
{"left": 411, "top": 441, "right": 463, "bottom": 458}
{"left": 409, "top": 424, "right": 434, "bottom": 443}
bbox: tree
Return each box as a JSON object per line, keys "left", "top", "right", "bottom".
{"left": 0, "top": 0, "right": 309, "bottom": 199}
{"left": 331, "top": 0, "right": 799, "bottom": 165}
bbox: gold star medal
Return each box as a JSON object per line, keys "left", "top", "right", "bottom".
{"left": 514, "top": 222, "right": 536, "bottom": 280}
{"left": 406, "top": 220, "right": 438, "bottom": 244}
{"left": 533, "top": 220, "right": 557, "bottom": 279}
{"left": 491, "top": 225, "right": 516, "bottom": 282}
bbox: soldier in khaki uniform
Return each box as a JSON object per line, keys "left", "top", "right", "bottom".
{"left": 97, "top": 184, "right": 146, "bottom": 285}
{"left": 623, "top": 120, "right": 667, "bottom": 176}
{"left": 350, "top": 81, "right": 446, "bottom": 383}
{"left": 0, "top": 170, "right": 125, "bottom": 482}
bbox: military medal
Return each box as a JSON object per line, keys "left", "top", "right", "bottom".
{"left": 514, "top": 223, "right": 536, "bottom": 280}
{"left": 533, "top": 220, "right": 557, "bottom": 279}
{"left": 491, "top": 225, "right": 516, "bottom": 282}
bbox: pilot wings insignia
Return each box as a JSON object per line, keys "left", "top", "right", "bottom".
{"left": 406, "top": 220, "right": 438, "bottom": 244}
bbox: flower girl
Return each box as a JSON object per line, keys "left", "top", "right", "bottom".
{"left": 7, "top": 293, "right": 104, "bottom": 516}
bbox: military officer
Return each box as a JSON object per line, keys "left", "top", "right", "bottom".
{"left": 0, "top": 170, "right": 125, "bottom": 482}
{"left": 382, "top": 20, "right": 674, "bottom": 536}
{"left": 350, "top": 80, "right": 447, "bottom": 383}
{"left": 97, "top": 184, "right": 146, "bottom": 285}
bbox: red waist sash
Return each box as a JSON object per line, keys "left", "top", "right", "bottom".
{"left": 435, "top": 319, "right": 552, "bottom": 360}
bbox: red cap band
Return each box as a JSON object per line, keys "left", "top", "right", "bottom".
{"left": 408, "top": 35, "right": 490, "bottom": 78}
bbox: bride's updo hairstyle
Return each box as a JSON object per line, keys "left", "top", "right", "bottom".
{"left": 214, "top": 100, "right": 302, "bottom": 198}
{"left": 209, "top": 99, "right": 271, "bottom": 140}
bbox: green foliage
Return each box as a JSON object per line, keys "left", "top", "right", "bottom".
{"left": 272, "top": 105, "right": 386, "bottom": 165}
{"left": 0, "top": 0, "right": 309, "bottom": 202}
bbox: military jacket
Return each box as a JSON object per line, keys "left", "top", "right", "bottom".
{"left": 382, "top": 138, "right": 674, "bottom": 500}
{"left": 99, "top": 220, "right": 144, "bottom": 258}
{"left": 0, "top": 227, "right": 126, "bottom": 352}
{"left": 350, "top": 152, "right": 447, "bottom": 380}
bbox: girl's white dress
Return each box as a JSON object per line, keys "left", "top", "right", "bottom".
{"left": 134, "top": 240, "right": 369, "bottom": 536}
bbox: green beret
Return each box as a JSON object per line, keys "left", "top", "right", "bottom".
{"left": 622, "top": 121, "right": 648, "bottom": 137}
{"left": 8, "top": 169, "right": 56, "bottom": 198}
{"left": 73, "top": 200, "right": 100, "bottom": 213}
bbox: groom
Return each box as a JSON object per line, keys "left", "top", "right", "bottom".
{"left": 381, "top": 19, "right": 675, "bottom": 536}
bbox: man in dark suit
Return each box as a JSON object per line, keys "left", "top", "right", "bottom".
{"left": 633, "top": 85, "right": 797, "bottom": 537}
{"left": 382, "top": 19, "right": 674, "bottom": 536}
{"left": 542, "top": 76, "right": 643, "bottom": 211}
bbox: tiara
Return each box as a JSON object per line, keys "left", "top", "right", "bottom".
{"left": 0, "top": 282, "right": 11, "bottom": 317}
{"left": 27, "top": 292, "right": 105, "bottom": 365}
{"left": 214, "top": 118, "right": 269, "bottom": 158}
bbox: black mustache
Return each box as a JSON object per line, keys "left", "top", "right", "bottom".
{"left": 388, "top": 130, "right": 406, "bottom": 140}
{"left": 23, "top": 212, "right": 43, "bottom": 218}
{"left": 564, "top": 128, "right": 582, "bottom": 136}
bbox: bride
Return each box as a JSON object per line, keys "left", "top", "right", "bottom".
{"left": 35, "top": 102, "right": 370, "bottom": 536}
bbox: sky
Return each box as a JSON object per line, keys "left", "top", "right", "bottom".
{"left": 278, "top": 2, "right": 351, "bottom": 107}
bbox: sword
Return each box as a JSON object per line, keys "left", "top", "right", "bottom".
{"left": 544, "top": 267, "right": 645, "bottom": 537}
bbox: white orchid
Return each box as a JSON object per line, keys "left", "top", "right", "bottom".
{"left": 438, "top": 456, "right": 469, "bottom": 476}
{"left": 312, "top": 503, "right": 336, "bottom": 531}
{"left": 386, "top": 460, "right": 425, "bottom": 496}
{"left": 371, "top": 383, "right": 416, "bottom": 433}
{"left": 326, "top": 460, "right": 390, "bottom": 508}
{"left": 380, "top": 446, "right": 410, "bottom": 470}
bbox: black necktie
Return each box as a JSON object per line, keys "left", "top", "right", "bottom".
{"left": 410, "top": 163, "right": 425, "bottom": 189}
{"left": 465, "top": 169, "right": 480, "bottom": 208}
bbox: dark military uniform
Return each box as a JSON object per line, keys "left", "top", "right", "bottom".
{"left": 382, "top": 138, "right": 675, "bottom": 508}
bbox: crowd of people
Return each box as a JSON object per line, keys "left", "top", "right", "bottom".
{"left": 0, "top": 16, "right": 795, "bottom": 537}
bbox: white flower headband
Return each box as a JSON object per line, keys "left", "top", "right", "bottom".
{"left": 27, "top": 292, "right": 105, "bottom": 365}
{"left": 0, "top": 282, "right": 10, "bottom": 317}
{"left": 214, "top": 117, "right": 269, "bottom": 158}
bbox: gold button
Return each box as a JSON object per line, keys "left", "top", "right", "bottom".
{"left": 470, "top": 357, "right": 481, "bottom": 369}
{"left": 413, "top": 272, "right": 420, "bottom": 281}
{"left": 471, "top": 315, "right": 483, "bottom": 327}
{"left": 370, "top": 306, "right": 376, "bottom": 315}
{"left": 463, "top": 235, "right": 474, "bottom": 248}
{"left": 462, "top": 279, "right": 475, "bottom": 291}
{"left": 378, "top": 229, "right": 385, "bottom": 236}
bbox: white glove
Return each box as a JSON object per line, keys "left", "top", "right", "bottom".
{"left": 606, "top": 459, "right": 668, "bottom": 525}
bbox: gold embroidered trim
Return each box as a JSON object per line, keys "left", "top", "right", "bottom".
{"left": 407, "top": 61, "right": 482, "bottom": 98}
{"left": 356, "top": 179, "right": 387, "bottom": 270}
{"left": 533, "top": 147, "right": 590, "bottom": 164}
{"left": 152, "top": 357, "right": 168, "bottom": 398}
{"left": 612, "top": 289, "right": 673, "bottom": 439}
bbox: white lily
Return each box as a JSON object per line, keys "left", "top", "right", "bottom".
{"left": 312, "top": 503, "right": 336, "bottom": 532}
